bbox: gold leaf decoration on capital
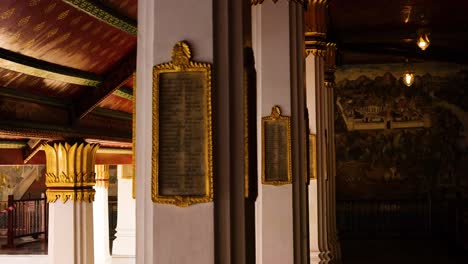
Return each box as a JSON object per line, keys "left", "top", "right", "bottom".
{"left": 71, "top": 16, "right": 82, "bottom": 25}
{"left": 33, "top": 21, "right": 46, "bottom": 32}
{"left": 47, "top": 28, "right": 58, "bottom": 38}
{"left": 29, "top": 0, "right": 40, "bottom": 7}
{"left": 17, "top": 16, "right": 31, "bottom": 27}
{"left": 46, "top": 189, "right": 95, "bottom": 203}
{"left": 81, "top": 21, "right": 93, "bottom": 31}
{"left": 44, "top": 3, "right": 56, "bottom": 14}
{"left": 57, "top": 10, "right": 70, "bottom": 20}
{"left": 1, "top": 8, "right": 15, "bottom": 20}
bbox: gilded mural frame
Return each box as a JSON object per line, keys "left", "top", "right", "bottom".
{"left": 151, "top": 41, "right": 213, "bottom": 207}
{"left": 261, "top": 106, "right": 292, "bottom": 185}
{"left": 309, "top": 134, "right": 317, "bottom": 180}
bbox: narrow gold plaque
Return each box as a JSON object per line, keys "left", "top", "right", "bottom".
{"left": 152, "top": 41, "right": 213, "bottom": 207}
{"left": 261, "top": 106, "right": 292, "bottom": 185}
{"left": 309, "top": 134, "right": 317, "bottom": 180}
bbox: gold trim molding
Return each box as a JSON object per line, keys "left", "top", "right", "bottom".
{"left": 46, "top": 189, "right": 95, "bottom": 203}
{"left": 261, "top": 106, "right": 292, "bottom": 186}
{"left": 152, "top": 41, "right": 213, "bottom": 207}
{"left": 95, "top": 165, "right": 109, "bottom": 188}
{"left": 62, "top": 0, "right": 137, "bottom": 36}
{"left": 0, "top": 141, "right": 27, "bottom": 149}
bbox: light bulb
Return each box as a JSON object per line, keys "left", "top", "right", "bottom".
{"left": 403, "top": 71, "right": 415, "bottom": 87}
{"left": 417, "top": 33, "right": 430, "bottom": 51}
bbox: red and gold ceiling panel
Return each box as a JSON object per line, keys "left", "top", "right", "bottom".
{"left": 0, "top": 0, "right": 136, "bottom": 74}
{"left": 98, "top": 94, "right": 133, "bottom": 113}
{"left": 0, "top": 67, "right": 87, "bottom": 99}
{"left": 98, "top": 0, "right": 138, "bottom": 21}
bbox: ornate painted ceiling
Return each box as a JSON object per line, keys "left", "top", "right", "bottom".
{"left": 0, "top": 0, "right": 136, "bottom": 164}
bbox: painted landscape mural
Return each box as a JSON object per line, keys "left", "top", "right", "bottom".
{"left": 334, "top": 63, "right": 468, "bottom": 241}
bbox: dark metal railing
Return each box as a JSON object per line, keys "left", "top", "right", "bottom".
{"left": 337, "top": 198, "right": 431, "bottom": 239}
{"left": 108, "top": 199, "right": 118, "bottom": 251}
{"left": 1, "top": 194, "right": 48, "bottom": 248}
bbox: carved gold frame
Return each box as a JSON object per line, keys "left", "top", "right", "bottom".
{"left": 152, "top": 41, "right": 213, "bottom": 207}
{"left": 261, "top": 106, "right": 292, "bottom": 185}
{"left": 309, "top": 134, "right": 317, "bottom": 180}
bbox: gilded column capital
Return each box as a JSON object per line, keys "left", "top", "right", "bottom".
{"left": 43, "top": 142, "right": 100, "bottom": 203}
{"left": 252, "top": 0, "right": 307, "bottom": 7}
{"left": 304, "top": 0, "right": 329, "bottom": 56}
{"left": 95, "top": 165, "right": 110, "bottom": 188}
{"left": 324, "top": 42, "right": 337, "bottom": 88}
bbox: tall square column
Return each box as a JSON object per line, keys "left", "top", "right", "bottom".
{"left": 252, "top": 1, "right": 308, "bottom": 263}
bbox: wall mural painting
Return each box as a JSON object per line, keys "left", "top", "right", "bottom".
{"left": 335, "top": 64, "right": 468, "bottom": 201}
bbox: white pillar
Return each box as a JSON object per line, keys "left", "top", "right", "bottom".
{"left": 43, "top": 142, "right": 99, "bottom": 264}
{"left": 112, "top": 165, "right": 136, "bottom": 264}
{"left": 252, "top": 1, "right": 308, "bottom": 263}
{"left": 136, "top": 0, "right": 251, "bottom": 263}
{"left": 305, "top": 1, "right": 341, "bottom": 262}
{"left": 93, "top": 165, "right": 111, "bottom": 264}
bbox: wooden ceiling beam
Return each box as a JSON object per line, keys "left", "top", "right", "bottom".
{"left": 0, "top": 86, "right": 70, "bottom": 108}
{"left": 75, "top": 50, "right": 136, "bottom": 120}
{"left": 62, "top": 0, "right": 137, "bottom": 36}
{"left": 23, "top": 139, "right": 48, "bottom": 164}
{"left": 0, "top": 119, "right": 131, "bottom": 143}
{"left": 0, "top": 47, "right": 102, "bottom": 86}
{"left": 0, "top": 149, "right": 132, "bottom": 165}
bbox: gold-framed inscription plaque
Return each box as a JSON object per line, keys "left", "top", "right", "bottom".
{"left": 309, "top": 134, "right": 317, "bottom": 180}
{"left": 262, "top": 106, "right": 292, "bottom": 185}
{"left": 152, "top": 41, "right": 213, "bottom": 207}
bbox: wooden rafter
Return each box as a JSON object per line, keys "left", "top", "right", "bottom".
{"left": 0, "top": 119, "right": 131, "bottom": 143}
{"left": 23, "top": 139, "right": 48, "bottom": 164}
{"left": 75, "top": 50, "right": 136, "bottom": 120}
{"left": 0, "top": 47, "right": 102, "bottom": 86}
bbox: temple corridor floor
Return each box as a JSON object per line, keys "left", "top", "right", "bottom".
{"left": 0, "top": 238, "right": 47, "bottom": 255}
{"left": 341, "top": 239, "right": 468, "bottom": 264}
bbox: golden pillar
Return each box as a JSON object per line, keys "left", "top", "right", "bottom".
{"left": 43, "top": 142, "right": 100, "bottom": 203}
{"left": 42, "top": 142, "right": 99, "bottom": 264}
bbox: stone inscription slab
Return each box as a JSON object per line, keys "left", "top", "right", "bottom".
{"left": 158, "top": 72, "right": 206, "bottom": 196}
{"left": 261, "top": 106, "right": 291, "bottom": 185}
{"left": 264, "top": 121, "right": 289, "bottom": 182}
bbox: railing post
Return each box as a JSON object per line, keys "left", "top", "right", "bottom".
{"left": 6, "top": 195, "right": 14, "bottom": 248}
